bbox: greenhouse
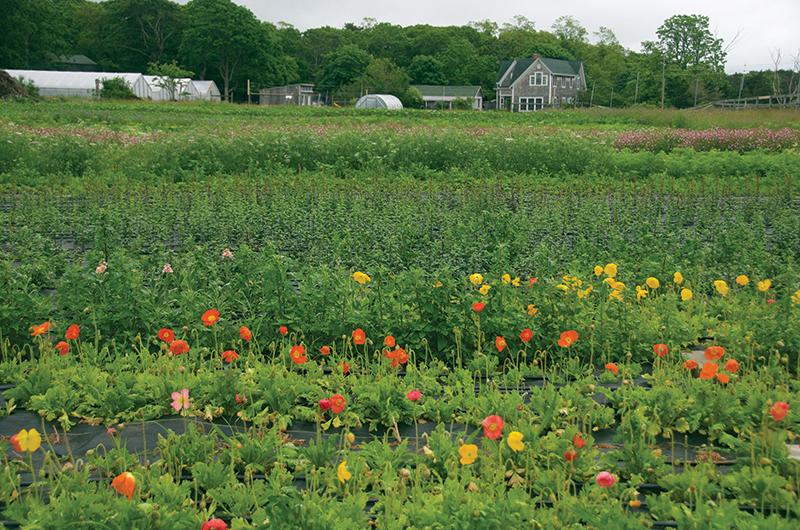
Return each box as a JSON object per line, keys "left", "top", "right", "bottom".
{"left": 3, "top": 70, "right": 150, "bottom": 98}
{"left": 355, "top": 94, "right": 403, "bottom": 109}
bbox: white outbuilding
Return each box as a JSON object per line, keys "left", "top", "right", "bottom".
{"left": 3, "top": 70, "right": 150, "bottom": 98}
{"left": 187, "top": 80, "right": 221, "bottom": 102}
{"left": 355, "top": 94, "right": 403, "bottom": 109}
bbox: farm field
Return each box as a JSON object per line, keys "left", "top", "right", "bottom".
{"left": 0, "top": 100, "right": 799, "bottom": 528}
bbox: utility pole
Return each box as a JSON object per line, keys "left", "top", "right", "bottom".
{"left": 634, "top": 72, "right": 639, "bottom": 104}
{"left": 609, "top": 85, "right": 614, "bottom": 108}
{"left": 738, "top": 67, "right": 746, "bottom": 108}
{"left": 589, "top": 81, "right": 595, "bottom": 107}
{"left": 660, "top": 59, "right": 666, "bottom": 109}
{"left": 693, "top": 77, "right": 699, "bottom": 107}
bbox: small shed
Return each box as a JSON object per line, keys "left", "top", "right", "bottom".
{"left": 412, "top": 85, "right": 483, "bottom": 110}
{"left": 259, "top": 84, "right": 319, "bottom": 106}
{"left": 355, "top": 94, "right": 403, "bottom": 110}
{"left": 2, "top": 70, "right": 149, "bottom": 98}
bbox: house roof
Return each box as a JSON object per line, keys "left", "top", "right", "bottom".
{"left": 497, "top": 57, "right": 582, "bottom": 86}
{"left": 56, "top": 54, "right": 97, "bottom": 66}
{"left": 412, "top": 85, "right": 482, "bottom": 98}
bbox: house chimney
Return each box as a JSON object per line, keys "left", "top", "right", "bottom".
{"left": 532, "top": 53, "right": 540, "bottom": 61}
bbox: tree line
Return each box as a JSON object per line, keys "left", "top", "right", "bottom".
{"left": 1, "top": 0, "right": 798, "bottom": 106}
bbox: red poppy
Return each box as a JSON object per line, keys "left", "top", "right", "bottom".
{"left": 9, "top": 432, "right": 22, "bottom": 452}
{"left": 239, "top": 326, "right": 252, "bottom": 342}
{"left": 320, "top": 345, "right": 331, "bottom": 356}
{"left": 653, "top": 343, "right": 669, "bottom": 357}
{"left": 340, "top": 361, "right": 350, "bottom": 375}
{"left": 201, "top": 519, "right": 228, "bottom": 530}
{"left": 519, "top": 328, "right": 533, "bottom": 343}
{"left": 605, "top": 362, "right": 619, "bottom": 375}
{"left": 158, "top": 328, "right": 175, "bottom": 343}
{"left": 715, "top": 373, "right": 730, "bottom": 384}
{"left": 384, "top": 335, "right": 396, "bottom": 348}
{"left": 558, "top": 330, "right": 579, "bottom": 348}
{"left": 770, "top": 401, "right": 789, "bottom": 421}
{"left": 724, "top": 359, "right": 739, "bottom": 373}
{"left": 31, "top": 321, "right": 50, "bottom": 337}
{"left": 573, "top": 433, "right": 585, "bottom": 449}
{"left": 407, "top": 389, "right": 422, "bottom": 402}
{"left": 201, "top": 309, "right": 220, "bottom": 327}
{"left": 564, "top": 448, "right": 578, "bottom": 462}
{"left": 683, "top": 359, "right": 699, "bottom": 370}
{"left": 330, "top": 394, "right": 346, "bottom": 414}
{"left": 55, "top": 341, "right": 69, "bottom": 356}
{"left": 385, "top": 346, "right": 408, "bottom": 368}
{"left": 704, "top": 346, "right": 725, "bottom": 361}
{"left": 222, "top": 350, "right": 239, "bottom": 363}
{"left": 318, "top": 398, "right": 331, "bottom": 411}
{"left": 699, "top": 362, "right": 718, "bottom": 380}
{"left": 471, "top": 301, "right": 485, "bottom": 313}
{"left": 169, "top": 339, "right": 190, "bottom": 356}
{"left": 528, "top": 277, "right": 539, "bottom": 286}
{"left": 235, "top": 393, "right": 247, "bottom": 405}
{"left": 495, "top": 336, "right": 507, "bottom": 353}
{"left": 290, "top": 344, "right": 307, "bottom": 365}
{"left": 279, "top": 325, "right": 288, "bottom": 336}
{"left": 352, "top": 328, "right": 366, "bottom": 345}
{"left": 65, "top": 324, "right": 80, "bottom": 341}
{"left": 481, "top": 415, "right": 504, "bottom": 440}
{"left": 111, "top": 471, "right": 136, "bottom": 500}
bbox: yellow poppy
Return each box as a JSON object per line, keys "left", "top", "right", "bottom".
{"left": 681, "top": 288, "right": 693, "bottom": 301}
{"left": 791, "top": 289, "right": 800, "bottom": 305}
{"left": 636, "top": 286, "right": 648, "bottom": 301}
{"left": 507, "top": 431, "right": 525, "bottom": 452}
{"left": 757, "top": 279, "right": 772, "bottom": 292}
{"left": 714, "top": 280, "right": 729, "bottom": 296}
{"left": 610, "top": 280, "right": 625, "bottom": 291}
{"left": 337, "top": 460, "right": 352, "bottom": 483}
{"left": 501, "top": 274, "right": 511, "bottom": 285}
{"left": 608, "top": 290, "right": 623, "bottom": 302}
{"left": 469, "top": 273, "right": 483, "bottom": 286}
{"left": 479, "top": 284, "right": 491, "bottom": 296}
{"left": 645, "top": 277, "right": 660, "bottom": 289}
{"left": 351, "top": 271, "right": 371, "bottom": 285}
{"left": 511, "top": 277, "right": 521, "bottom": 287}
{"left": 673, "top": 272, "right": 683, "bottom": 285}
{"left": 556, "top": 284, "right": 569, "bottom": 292}
{"left": 604, "top": 263, "right": 618, "bottom": 277}
{"left": 594, "top": 265, "right": 604, "bottom": 277}
{"left": 17, "top": 428, "right": 41, "bottom": 453}
{"left": 433, "top": 281, "right": 443, "bottom": 288}
{"left": 735, "top": 275, "right": 749, "bottom": 286}
{"left": 459, "top": 444, "right": 478, "bottom": 465}
{"left": 577, "top": 286, "right": 593, "bottom": 299}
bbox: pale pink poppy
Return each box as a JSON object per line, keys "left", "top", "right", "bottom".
{"left": 595, "top": 471, "right": 616, "bottom": 488}
{"left": 221, "top": 248, "right": 234, "bottom": 259}
{"left": 171, "top": 388, "right": 190, "bottom": 412}
{"left": 95, "top": 260, "right": 107, "bottom": 274}
{"left": 162, "top": 263, "right": 173, "bottom": 274}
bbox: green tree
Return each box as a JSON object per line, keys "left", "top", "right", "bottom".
{"left": 148, "top": 60, "right": 194, "bottom": 100}
{"left": 317, "top": 44, "right": 372, "bottom": 93}
{"left": 0, "top": 0, "right": 72, "bottom": 69}
{"left": 353, "top": 57, "right": 409, "bottom": 97}
{"left": 408, "top": 55, "right": 446, "bottom": 85}
{"left": 649, "top": 14, "right": 726, "bottom": 71}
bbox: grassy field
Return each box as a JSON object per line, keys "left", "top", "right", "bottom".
{"left": 0, "top": 100, "right": 798, "bottom": 528}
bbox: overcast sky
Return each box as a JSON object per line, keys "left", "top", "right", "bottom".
{"left": 228, "top": 0, "right": 798, "bottom": 73}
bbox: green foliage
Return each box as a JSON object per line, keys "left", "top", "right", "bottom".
{"left": 100, "top": 77, "right": 136, "bottom": 100}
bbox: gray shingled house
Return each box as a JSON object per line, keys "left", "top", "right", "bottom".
{"left": 495, "top": 54, "right": 585, "bottom": 111}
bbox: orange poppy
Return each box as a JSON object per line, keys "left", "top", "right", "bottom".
{"left": 169, "top": 339, "right": 190, "bottom": 356}
{"left": 472, "top": 301, "right": 485, "bottom": 313}
{"left": 384, "top": 335, "right": 396, "bottom": 348}
{"left": 770, "top": 401, "right": 789, "bottom": 421}
{"left": 290, "top": 344, "right": 307, "bottom": 365}
{"left": 704, "top": 346, "right": 725, "bottom": 361}
{"left": 715, "top": 373, "right": 730, "bottom": 384}
{"left": 330, "top": 394, "right": 346, "bottom": 414}
{"left": 683, "top": 359, "right": 699, "bottom": 370}
{"left": 352, "top": 328, "right": 366, "bottom": 345}
{"left": 481, "top": 415, "right": 504, "bottom": 440}
{"left": 519, "top": 328, "right": 533, "bottom": 343}
{"left": 65, "top": 324, "right": 80, "bottom": 341}
{"left": 31, "top": 321, "right": 50, "bottom": 337}
{"left": 111, "top": 472, "right": 136, "bottom": 500}
{"left": 653, "top": 343, "right": 669, "bottom": 357}
{"left": 605, "top": 362, "right": 619, "bottom": 375}
{"left": 320, "top": 345, "right": 331, "bottom": 356}
{"left": 239, "top": 326, "right": 252, "bottom": 342}
{"left": 495, "top": 336, "right": 507, "bottom": 353}
{"left": 699, "top": 362, "right": 718, "bottom": 380}
{"left": 201, "top": 309, "right": 220, "bottom": 327}
{"left": 158, "top": 328, "right": 175, "bottom": 343}
{"left": 221, "top": 350, "right": 239, "bottom": 363}
{"left": 340, "top": 361, "right": 350, "bottom": 374}
{"left": 724, "top": 359, "right": 739, "bottom": 373}
{"left": 558, "top": 330, "right": 579, "bottom": 348}
{"left": 55, "top": 341, "right": 69, "bottom": 356}
{"left": 279, "top": 325, "right": 288, "bottom": 336}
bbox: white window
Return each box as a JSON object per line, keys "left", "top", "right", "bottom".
{"left": 569, "top": 77, "right": 574, "bottom": 88}
{"left": 519, "top": 97, "right": 544, "bottom": 112}
{"left": 529, "top": 72, "right": 549, "bottom": 86}
{"left": 561, "top": 77, "right": 566, "bottom": 88}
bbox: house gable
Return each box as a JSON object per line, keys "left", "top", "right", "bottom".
{"left": 510, "top": 58, "right": 553, "bottom": 90}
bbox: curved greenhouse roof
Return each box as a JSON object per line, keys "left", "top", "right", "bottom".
{"left": 355, "top": 94, "right": 403, "bottom": 109}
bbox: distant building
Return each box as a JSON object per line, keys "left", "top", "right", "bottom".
{"left": 412, "top": 85, "right": 483, "bottom": 110}
{"left": 3, "top": 70, "right": 150, "bottom": 98}
{"left": 496, "top": 54, "right": 585, "bottom": 111}
{"left": 259, "top": 84, "right": 319, "bottom": 106}
{"left": 355, "top": 94, "right": 403, "bottom": 110}
{"left": 53, "top": 55, "right": 98, "bottom": 72}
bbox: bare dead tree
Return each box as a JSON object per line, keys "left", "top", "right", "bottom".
{"left": 770, "top": 48, "right": 782, "bottom": 102}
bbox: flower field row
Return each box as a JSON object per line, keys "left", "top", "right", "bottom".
{"left": 614, "top": 127, "right": 799, "bottom": 152}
